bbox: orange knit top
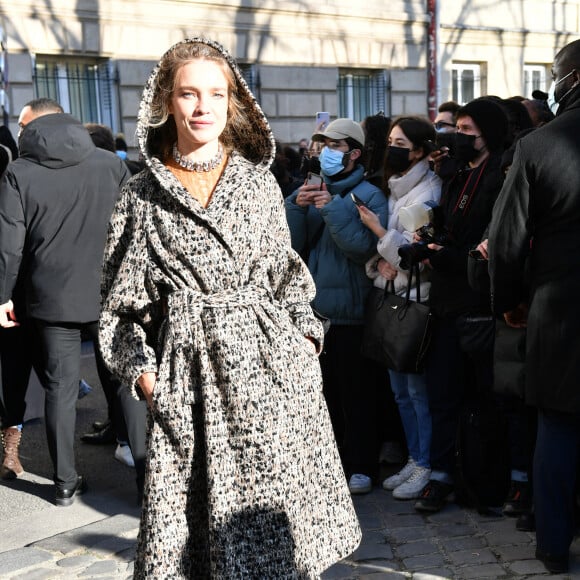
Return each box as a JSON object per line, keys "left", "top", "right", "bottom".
{"left": 165, "top": 155, "right": 228, "bottom": 208}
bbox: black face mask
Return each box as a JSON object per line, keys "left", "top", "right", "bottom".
{"left": 454, "top": 133, "right": 479, "bottom": 163}
{"left": 386, "top": 145, "right": 413, "bottom": 173}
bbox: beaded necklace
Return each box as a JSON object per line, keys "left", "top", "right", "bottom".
{"left": 172, "top": 143, "right": 223, "bottom": 172}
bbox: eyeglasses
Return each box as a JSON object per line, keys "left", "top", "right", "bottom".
{"left": 434, "top": 121, "right": 456, "bottom": 130}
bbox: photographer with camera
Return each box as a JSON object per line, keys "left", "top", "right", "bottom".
{"left": 411, "top": 98, "right": 509, "bottom": 513}
{"left": 358, "top": 116, "right": 441, "bottom": 500}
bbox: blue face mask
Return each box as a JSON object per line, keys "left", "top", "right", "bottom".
{"left": 319, "top": 147, "right": 349, "bottom": 176}
{"left": 548, "top": 70, "right": 576, "bottom": 115}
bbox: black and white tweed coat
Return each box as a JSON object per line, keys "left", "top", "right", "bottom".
{"left": 99, "top": 38, "right": 361, "bottom": 579}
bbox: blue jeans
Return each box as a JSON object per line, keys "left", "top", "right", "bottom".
{"left": 534, "top": 408, "right": 580, "bottom": 558}
{"left": 388, "top": 370, "right": 431, "bottom": 468}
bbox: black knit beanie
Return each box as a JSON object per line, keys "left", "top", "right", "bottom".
{"left": 457, "top": 98, "right": 509, "bottom": 152}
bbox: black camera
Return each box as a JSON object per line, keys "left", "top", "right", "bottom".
{"left": 397, "top": 202, "right": 450, "bottom": 270}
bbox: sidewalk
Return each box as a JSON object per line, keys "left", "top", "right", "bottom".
{"left": 0, "top": 346, "right": 578, "bottom": 578}
{"left": 1, "top": 476, "right": 579, "bottom": 579}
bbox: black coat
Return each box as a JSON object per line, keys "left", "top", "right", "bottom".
{"left": 489, "top": 91, "right": 580, "bottom": 414}
{"left": 428, "top": 152, "right": 504, "bottom": 317}
{"left": 0, "top": 113, "right": 129, "bottom": 323}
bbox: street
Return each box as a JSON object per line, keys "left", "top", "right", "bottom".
{"left": 0, "top": 343, "right": 579, "bottom": 578}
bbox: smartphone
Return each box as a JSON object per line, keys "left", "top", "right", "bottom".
{"left": 306, "top": 172, "right": 323, "bottom": 188}
{"left": 315, "top": 112, "right": 330, "bottom": 131}
{"left": 468, "top": 249, "right": 486, "bottom": 261}
{"left": 350, "top": 192, "right": 367, "bottom": 207}
{"left": 434, "top": 132, "right": 456, "bottom": 156}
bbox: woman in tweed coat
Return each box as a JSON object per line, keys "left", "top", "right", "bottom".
{"left": 99, "top": 38, "right": 361, "bottom": 579}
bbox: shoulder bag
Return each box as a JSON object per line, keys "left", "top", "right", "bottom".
{"left": 361, "top": 264, "right": 433, "bottom": 374}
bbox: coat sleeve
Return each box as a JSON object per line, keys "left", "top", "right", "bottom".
{"left": 376, "top": 228, "right": 413, "bottom": 270}
{"left": 488, "top": 141, "right": 531, "bottom": 314}
{"left": 264, "top": 173, "right": 325, "bottom": 349}
{"left": 0, "top": 171, "right": 25, "bottom": 304}
{"left": 320, "top": 187, "right": 388, "bottom": 264}
{"left": 379, "top": 179, "right": 443, "bottom": 270}
{"left": 99, "top": 184, "right": 161, "bottom": 399}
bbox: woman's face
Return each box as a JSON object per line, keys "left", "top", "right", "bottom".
{"left": 169, "top": 59, "right": 229, "bottom": 152}
{"left": 388, "top": 125, "right": 413, "bottom": 153}
{"left": 388, "top": 124, "right": 423, "bottom": 167}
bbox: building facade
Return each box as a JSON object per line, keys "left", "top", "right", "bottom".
{"left": 0, "top": 1, "right": 578, "bottom": 148}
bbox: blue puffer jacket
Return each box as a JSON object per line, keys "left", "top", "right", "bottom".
{"left": 285, "top": 165, "right": 388, "bottom": 324}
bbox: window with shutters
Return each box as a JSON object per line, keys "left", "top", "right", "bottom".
{"left": 338, "top": 70, "right": 390, "bottom": 120}
{"left": 524, "top": 64, "right": 548, "bottom": 99}
{"left": 452, "top": 63, "right": 481, "bottom": 105}
{"left": 33, "top": 57, "right": 119, "bottom": 131}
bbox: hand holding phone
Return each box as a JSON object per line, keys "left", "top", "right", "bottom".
{"left": 468, "top": 249, "right": 486, "bottom": 261}
{"left": 315, "top": 112, "right": 330, "bottom": 132}
{"left": 306, "top": 172, "right": 323, "bottom": 189}
{"left": 350, "top": 192, "right": 367, "bottom": 207}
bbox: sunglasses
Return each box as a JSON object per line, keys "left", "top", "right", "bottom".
{"left": 434, "top": 121, "right": 456, "bottom": 130}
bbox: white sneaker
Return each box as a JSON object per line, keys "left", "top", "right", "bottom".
{"left": 392, "top": 466, "right": 432, "bottom": 499}
{"left": 114, "top": 443, "right": 135, "bottom": 468}
{"left": 348, "top": 473, "right": 372, "bottom": 495}
{"left": 382, "top": 458, "right": 416, "bottom": 490}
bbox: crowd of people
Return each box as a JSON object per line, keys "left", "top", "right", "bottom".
{"left": 0, "top": 34, "right": 578, "bottom": 577}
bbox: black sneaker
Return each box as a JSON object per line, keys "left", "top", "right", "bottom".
{"left": 414, "top": 480, "right": 454, "bottom": 513}
{"left": 502, "top": 480, "right": 531, "bottom": 516}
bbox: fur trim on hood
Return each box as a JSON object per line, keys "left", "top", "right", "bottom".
{"left": 136, "top": 37, "right": 275, "bottom": 170}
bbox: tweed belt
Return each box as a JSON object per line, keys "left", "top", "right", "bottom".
{"left": 158, "top": 285, "right": 273, "bottom": 404}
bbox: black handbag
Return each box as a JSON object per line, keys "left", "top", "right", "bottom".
{"left": 361, "top": 264, "right": 433, "bottom": 373}
{"left": 455, "top": 313, "right": 496, "bottom": 354}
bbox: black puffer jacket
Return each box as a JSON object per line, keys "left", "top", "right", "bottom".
{"left": 0, "top": 113, "right": 129, "bottom": 322}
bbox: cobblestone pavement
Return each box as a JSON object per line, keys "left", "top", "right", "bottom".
{"left": 0, "top": 346, "right": 578, "bottom": 578}
{"left": 1, "top": 482, "right": 579, "bottom": 579}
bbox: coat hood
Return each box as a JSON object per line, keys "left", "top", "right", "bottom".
{"left": 136, "top": 37, "right": 275, "bottom": 169}
{"left": 18, "top": 113, "right": 95, "bottom": 169}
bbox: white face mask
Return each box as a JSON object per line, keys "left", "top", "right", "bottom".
{"left": 547, "top": 81, "right": 559, "bottom": 115}
{"left": 547, "top": 70, "right": 576, "bottom": 115}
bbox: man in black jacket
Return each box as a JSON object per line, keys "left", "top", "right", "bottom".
{"left": 489, "top": 40, "right": 580, "bottom": 574}
{"left": 414, "top": 98, "right": 508, "bottom": 513}
{"left": 0, "top": 98, "right": 129, "bottom": 506}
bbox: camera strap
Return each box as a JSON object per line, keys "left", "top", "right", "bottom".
{"left": 451, "top": 157, "right": 489, "bottom": 217}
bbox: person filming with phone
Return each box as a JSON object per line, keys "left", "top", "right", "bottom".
{"left": 356, "top": 116, "right": 441, "bottom": 500}
{"left": 285, "top": 118, "right": 389, "bottom": 496}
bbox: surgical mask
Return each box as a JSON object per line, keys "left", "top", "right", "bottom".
{"left": 547, "top": 70, "right": 576, "bottom": 115}
{"left": 319, "top": 146, "right": 350, "bottom": 176}
{"left": 386, "top": 146, "right": 413, "bottom": 173}
{"left": 454, "top": 133, "right": 479, "bottom": 163}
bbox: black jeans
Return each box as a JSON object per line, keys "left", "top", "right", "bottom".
{"left": 117, "top": 382, "right": 147, "bottom": 496}
{"left": 319, "top": 324, "right": 390, "bottom": 479}
{"left": 534, "top": 409, "right": 580, "bottom": 557}
{"left": 425, "top": 315, "right": 494, "bottom": 478}
{"left": 34, "top": 319, "right": 86, "bottom": 488}
{"left": 0, "top": 321, "right": 36, "bottom": 427}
